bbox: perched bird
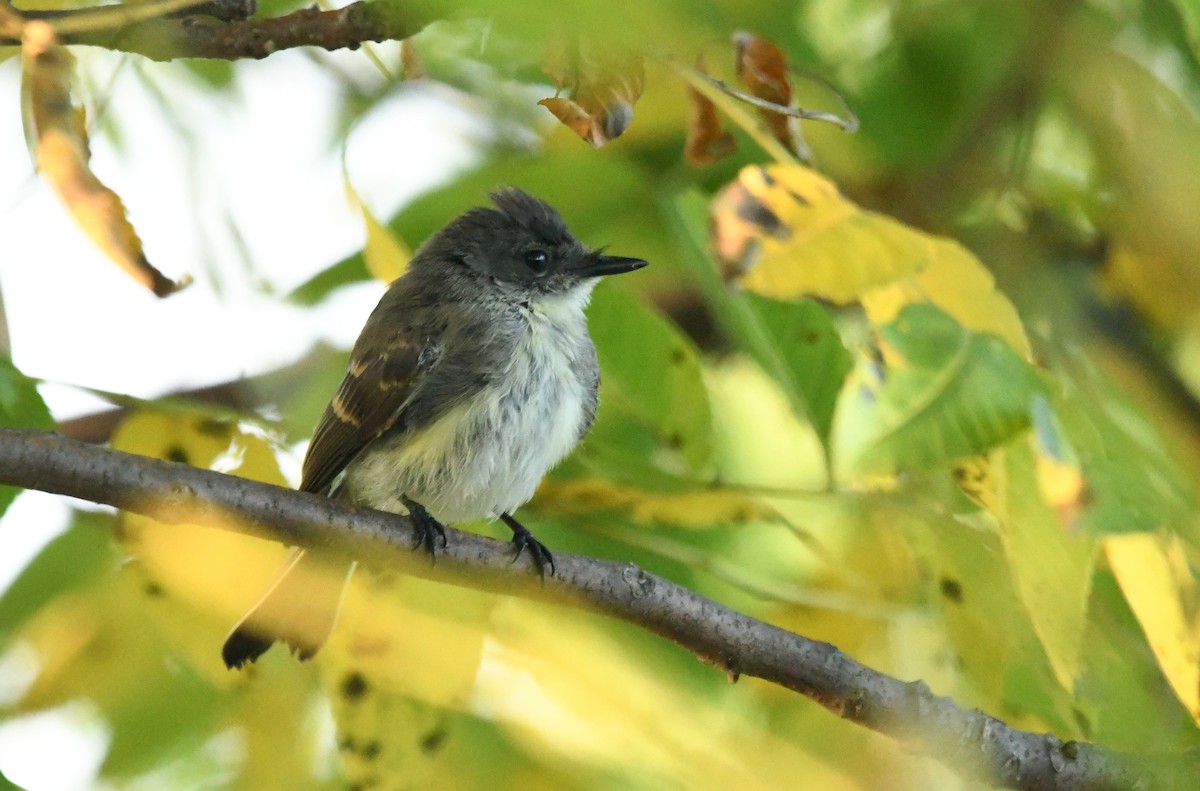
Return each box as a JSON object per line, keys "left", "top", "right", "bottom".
{"left": 222, "top": 188, "right": 647, "bottom": 668}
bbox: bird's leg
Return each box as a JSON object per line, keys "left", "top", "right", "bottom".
{"left": 401, "top": 495, "right": 447, "bottom": 556}
{"left": 499, "top": 512, "right": 555, "bottom": 577}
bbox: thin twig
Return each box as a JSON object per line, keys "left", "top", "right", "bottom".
{"left": 0, "top": 427, "right": 1185, "bottom": 791}
{"left": 672, "top": 57, "right": 859, "bottom": 132}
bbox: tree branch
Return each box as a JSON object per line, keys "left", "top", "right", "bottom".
{"left": 0, "top": 428, "right": 1182, "bottom": 790}
{"left": 0, "top": 1, "right": 420, "bottom": 61}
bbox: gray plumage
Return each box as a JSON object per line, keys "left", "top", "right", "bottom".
{"left": 222, "top": 188, "right": 646, "bottom": 668}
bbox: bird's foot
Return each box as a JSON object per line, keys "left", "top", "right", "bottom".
{"left": 499, "top": 512, "right": 555, "bottom": 578}
{"left": 402, "top": 496, "right": 447, "bottom": 557}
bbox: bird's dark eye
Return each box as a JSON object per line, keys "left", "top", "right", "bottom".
{"left": 524, "top": 249, "right": 549, "bottom": 272}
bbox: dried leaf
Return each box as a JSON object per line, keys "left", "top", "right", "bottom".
{"left": 539, "top": 43, "right": 643, "bottom": 147}
{"left": 20, "top": 22, "right": 187, "bottom": 297}
{"left": 734, "top": 31, "right": 795, "bottom": 152}
{"left": 400, "top": 38, "right": 424, "bottom": 80}
{"left": 685, "top": 58, "right": 736, "bottom": 165}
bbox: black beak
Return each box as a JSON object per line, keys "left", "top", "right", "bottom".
{"left": 572, "top": 253, "right": 649, "bottom": 278}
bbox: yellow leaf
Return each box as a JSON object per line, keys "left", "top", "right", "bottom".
{"left": 110, "top": 411, "right": 296, "bottom": 678}
{"left": 319, "top": 576, "right": 494, "bottom": 786}
{"left": 1103, "top": 242, "right": 1200, "bottom": 331}
{"left": 861, "top": 238, "right": 1030, "bottom": 357}
{"left": 323, "top": 672, "right": 449, "bottom": 790}
{"left": 20, "top": 22, "right": 187, "bottom": 297}
{"left": 476, "top": 599, "right": 860, "bottom": 789}
{"left": 1104, "top": 533, "right": 1200, "bottom": 724}
{"left": 712, "top": 164, "right": 1030, "bottom": 356}
{"left": 712, "top": 164, "right": 926, "bottom": 301}
{"left": 533, "top": 477, "right": 771, "bottom": 528}
{"left": 952, "top": 454, "right": 1003, "bottom": 516}
{"left": 1034, "top": 453, "right": 1089, "bottom": 530}
{"left": 343, "top": 171, "right": 410, "bottom": 283}
{"left": 322, "top": 573, "right": 492, "bottom": 708}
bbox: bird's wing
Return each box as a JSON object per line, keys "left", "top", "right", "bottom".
{"left": 300, "top": 333, "right": 432, "bottom": 495}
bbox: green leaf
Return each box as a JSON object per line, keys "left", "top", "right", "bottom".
{"left": 741, "top": 294, "right": 851, "bottom": 448}
{"left": 586, "top": 284, "right": 713, "bottom": 476}
{"left": 183, "top": 59, "right": 234, "bottom": 89}
{"left": 0, "top": 767, "right": 23, "bottom": 791}
{"left": 0, "top": 356, "right": 54, "bottom": 517}
{"left": 1080, "top": 570, "right": 1200, "bottom": 749}
{"left": 914, "top": 510, "right": 1078, "bottom": 732}
{"left": 1001, "top": 442, "right": 1097, "bottom": 693}
{"left": 1168, "top": 0, "right": 1200, "bottom": 60}
{"left": 0, "top": 511, "right": 117, "bottom": 646}
{"left": 287, "top": 253, "right": 368, "bottom": 306}
{"left": 831, "top": 303, "right": 1045, "bottom": 478}
{"left": 669, "top": 190, "right": 851, "bottom": 452}
{"left": 0, "top": 357, "right": 53, "bottom": 430}
{"left": 1046, "top": 359, "right": 1195, "bottom": 540}
{"left": 8, "top": 569, "right": 222, "bottom": 779}
{"left": 99, "top": 655, "right": 219, "bottom": 779}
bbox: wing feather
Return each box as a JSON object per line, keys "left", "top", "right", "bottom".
{"left": 300, "top": 335, "right": 429, "bottom": 494}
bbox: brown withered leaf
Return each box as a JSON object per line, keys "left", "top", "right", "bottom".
{"left": 539, "top": 43, "right": 643, "bottom": 148}
{"left": 20, "top": 22, "right": 187, "bottom": 297}
{"left": 734, "top": 30, "right": 795, "bottom": 152}
{"left": 684, "top": 58, "right": 736, "bottom": 165}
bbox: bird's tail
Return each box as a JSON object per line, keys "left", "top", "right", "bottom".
{"left": 222, "top": 548, "right": 354, "bottom": 669}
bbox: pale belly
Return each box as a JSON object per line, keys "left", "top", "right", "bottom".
{"left": 341, "top": 326, "right": 591, "bottom": 524}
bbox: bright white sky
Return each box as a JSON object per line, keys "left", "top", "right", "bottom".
{"left": 0, "top": 40, "right": 497, "bottom": 789}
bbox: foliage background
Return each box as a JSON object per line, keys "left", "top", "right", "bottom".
{"left": 3, "top": 0, "right": 1200, "bottom": 788}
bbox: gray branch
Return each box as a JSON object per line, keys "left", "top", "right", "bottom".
{"left": 0, "top": 428, "right": 1184, "bottom": 790}
{"left": 0, "top": 0, "right": 420, "bottom": 61}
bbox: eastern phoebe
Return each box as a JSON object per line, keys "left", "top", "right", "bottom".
{"left": 222, "top": 188, "right": 647, "bottom": 668}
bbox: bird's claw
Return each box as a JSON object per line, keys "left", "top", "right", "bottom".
{"left": 403, "top": 496, "right": 447, "bottom": 558}
{"left": 500, "top": 513, "right": 555, "bottom": 578}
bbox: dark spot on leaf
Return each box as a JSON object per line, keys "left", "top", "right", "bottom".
{"left": 420, "top": 726, "right": 447, "bottom": 754}
{"left": 939, "top": 577, "right": 963, "bottom": 603}
{"left": 338, "top": 737, "right": 356, "bottom": 753}
{"left": 670, "top": 346, "right": 688, "bottom": 365}
{"left": 736, "top": 194, "right": 786, "bottom": 238}
{"left": 803, "top": 330, "right": 819, "bottom": 344}
{"left": 786, "top": 188, "right": 809, "bottom": 206}
{"left": 341, "top": 671, "right": 369, "bottom": 701}
{"left": 143, "top": 580, "right": 164, "bottom": 597}
{"left": 757, "top": 166, "right": 775, "bottom": 186}
{"left": 196, "top": 418, "right": 230, "bottom": 437}
{"left": 361, "top": 740, "right": 381, "bottom": 760}
{"left": 165, "top": 445, "right": 189, "bottom": 464}
{"left": 667, "top": 433, "right": 684, "bottom": 450}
